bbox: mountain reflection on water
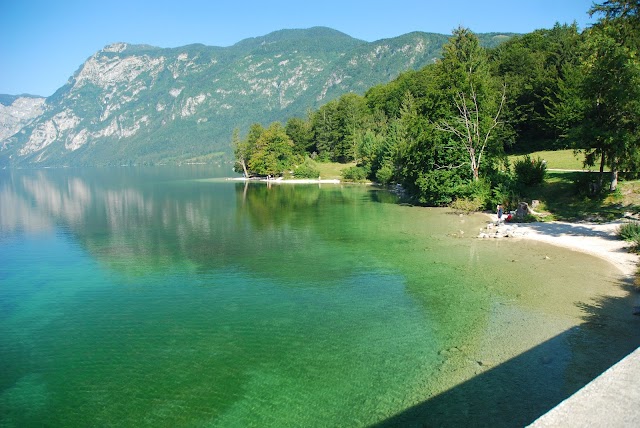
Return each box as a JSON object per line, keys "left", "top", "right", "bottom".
{"left": 1, "top": 167, "right": 387, "bottom": 276}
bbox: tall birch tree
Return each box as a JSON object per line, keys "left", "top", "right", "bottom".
{"left": 435, "top": 27, "right": 506, "bottom": 182}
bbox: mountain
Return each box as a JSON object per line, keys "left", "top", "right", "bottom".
{"left": 0, "top": 27, "right": 515, "bottom": 167}
{"left": 0, "top": 95, "right": 46, "bottom": 143}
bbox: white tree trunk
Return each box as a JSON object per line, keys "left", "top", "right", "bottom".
{"left": 435, "top": 83, "right": 505, "bottom": 182}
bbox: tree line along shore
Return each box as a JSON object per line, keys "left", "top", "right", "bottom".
{"left": 232, "top": 0, "right": 639, "bottom": 221}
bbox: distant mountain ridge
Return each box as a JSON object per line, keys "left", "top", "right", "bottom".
{"left": 0, "top": 27, "right": 515, "bottom": 167}
{"left": 0, "top": 95, "right": 46, "bottom": 143}
{"left": 0, "top": 94, "right": 45, "bottom": 106}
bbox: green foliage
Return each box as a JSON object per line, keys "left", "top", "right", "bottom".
{"left": 436, "top": 27, "right": 507, "bottom": 182}
{"left": 617, "top": 222, "right": 640, "bottom": 245}
{"left": 455, "top": 179, "right": 492, "bottom": 206}
{"left": 414, "top": 169, "right": 465, "bottom": 206}
{"left": 589, "top": 0, "right": 640, "bottom": 50}
{"left": 491, "top": 182, "right": 520, "bottom": 210}
{"left": 514, "top": 155, "right": 547, "bottom": 187}
{"left": 450, "top": 197, "right": 485, "bottom": 213}
{"left": 441, "top": 27, "right": 489, "bottom": 89}
{"left": 294, "top": 158, "right": 321, "bottom": 178}
{"left": 541, "top": 2, "right": 640, "bottom": 192}
{"left": 335, "top": 93, "right": 371, "bottom": 162}
{"left": 285, "top": 117, "right": 314, "bottom": 155}
{"left": 233, "top": 123, "right": 264, "bottom": 176}
{"left": 375, "top": 163, "right": 394, "bottom": 185}
{"left": 355, "top": 130, "right": 385, "bottom": 170}
{"left": 491, "top": 23, "right": 583, "bottom": 152}
{"left": 341, "top": 166, "right": 369, "bottom": 182}
{"left": 577, "top": 22, "right": 640, "bottom": 190}
{"left": 309, "top": 93, "right": 372, "bottom": 162}
{"left": 243, "top": 122, "right": 298, "bottom": 176}
{"left": 311, "top": 100, "right": 340, "bottom": 161}
{"left": 223, "top": 4, "right": 639, "bottom": 209}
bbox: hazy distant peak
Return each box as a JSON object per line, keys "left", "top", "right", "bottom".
{"left": 0, "top": 94, "right": 45, "bottom": 106}
{"left": 233, "top": 26, "right": 365, "bottom": 49}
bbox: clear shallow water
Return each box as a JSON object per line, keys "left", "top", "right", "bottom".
{"left": 1, "top": 166, "right": 638, "bottom": 427}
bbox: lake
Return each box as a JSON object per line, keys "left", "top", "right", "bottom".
{"left": 1, "top": 166, "right": 638, "bottom": 427}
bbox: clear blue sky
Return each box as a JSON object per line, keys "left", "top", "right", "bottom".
{"left": 1, "top": 0, "right": 596, "bottom": 97}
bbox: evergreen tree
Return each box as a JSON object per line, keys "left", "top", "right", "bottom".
{"left": 491, "top": 23, "right": 582, "bottom": 151}
{"left": 590, "top": 0, "right": 640, "bottom": 45}
{"left": 335, "top": 93, "right": 370, "bottom": 162}
{"left": 311, "top": 100, "right": 340, "bottom": 161}
{"left": 285, "top": 116, "right": 314, "bottom": 155}
{"left": 579, "top": 24, "right": 640, "bottom": 190}
{"left": 555, "top": 0, "right": 640, "bottom": 191}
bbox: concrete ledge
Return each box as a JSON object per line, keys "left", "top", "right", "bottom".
{"left": 530, "top": 347, "right": 640, "bottom": 427}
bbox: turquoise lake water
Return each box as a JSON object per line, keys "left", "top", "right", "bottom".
{"left": 1, "top": 166, "right": 639, "bottom": 427}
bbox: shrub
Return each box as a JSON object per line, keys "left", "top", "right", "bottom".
{"left": 514, "top": 155, "right": 547, "bottom": 187}
{"left": 618, "top": 222, "right": 640, "bottom": 244}
{"left": 375, "top": 164, "right": 394, "bottom": 185}
{"left": 295, "top": 159, "right": 320, "bottom": 179}
{"left": 450, "top": 197, "right": 484, "bottom": 213}
{"left": 455, "top": 179, "right": 492, "bottom": 209}
{"left": 490, "top": 182, "right": 519, "bottom": 211}
{"left": 414, "top": 170, "right": 461, "bottom": 206}
{"left": 342, "top": 166, "right": 369, "bottom": 182}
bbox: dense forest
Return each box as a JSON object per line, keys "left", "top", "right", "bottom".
{"left": 233, "top": 0, "right": 639, "bottom": 209}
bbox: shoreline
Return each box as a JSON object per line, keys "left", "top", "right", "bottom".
{"left": 226, "top": 177, "right": 341, "bottom": 184}
{"left": 481, "top": 216, "right": 638, "bottom": 278}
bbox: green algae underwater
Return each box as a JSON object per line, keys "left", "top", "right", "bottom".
{"left": 1, "top": 166, "right": 638, "bottom": 427}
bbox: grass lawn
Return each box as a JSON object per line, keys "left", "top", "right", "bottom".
{"left": 315, "top": 161, "right": 355, "bottom": 180}
{"left": 521, "top": 171, "right": 639, "bottom": 221}
{"left": 509, "top": 149, "right": 597, "bottom": 171}
{"left": 506, "top": 149, "right": 640, "bottom": 222}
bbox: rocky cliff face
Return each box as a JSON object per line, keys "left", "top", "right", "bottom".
{"left": 0, "top": 95, "right": 46, "bottom": 143}
{"left": 0, "top": 27, "right": 512, "bottom": 167}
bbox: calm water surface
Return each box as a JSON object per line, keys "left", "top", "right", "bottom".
{"left": 1, "top": 166, "right": 638, "bottom": 427}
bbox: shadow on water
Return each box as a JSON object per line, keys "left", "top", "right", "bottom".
{"left": 372, "top": 283, "right": 640, "bottom": 428}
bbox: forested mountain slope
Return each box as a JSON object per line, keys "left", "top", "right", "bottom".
{"left": 0, "top": 27, "right": 513, "bottom": 167}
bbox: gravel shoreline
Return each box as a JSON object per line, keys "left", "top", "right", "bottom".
{"left": 480, "top": 218, "right": 638, "bottom": 277}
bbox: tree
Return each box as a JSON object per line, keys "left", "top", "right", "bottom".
{"left": 247, "top": 122, "right": 297, "bottom": 176}
{"left": 310, "top": 100, "right": 340, "bottom": 161}
{"left": 556, "top": 0, "right": 640, "bottom": 191}
{"left": 590, "top": 0, "right": 640, "bottom": 46}
{"left": 435, "top": 27, "right": 506, "bottom": 182}
{"left": 491, "top": 23, "right": 582, "bottom": 151}
{"left": 285, "top": 116, "right": 314, "bottom": 155}
{"left": 232, "top": 125, "right": 263, "bottom": 177}
{"left": 578, "top": 24, "right": 640, "bottom": 190}
{"left": 335, "top": 93, "right": 370, "bottom": 162}
{"left": 231, "top": 128, "right": 248, "bottom": 177}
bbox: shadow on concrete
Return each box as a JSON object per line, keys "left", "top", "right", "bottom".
{"left": 372, "top": 284, "right": 640, "bottom": 428}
